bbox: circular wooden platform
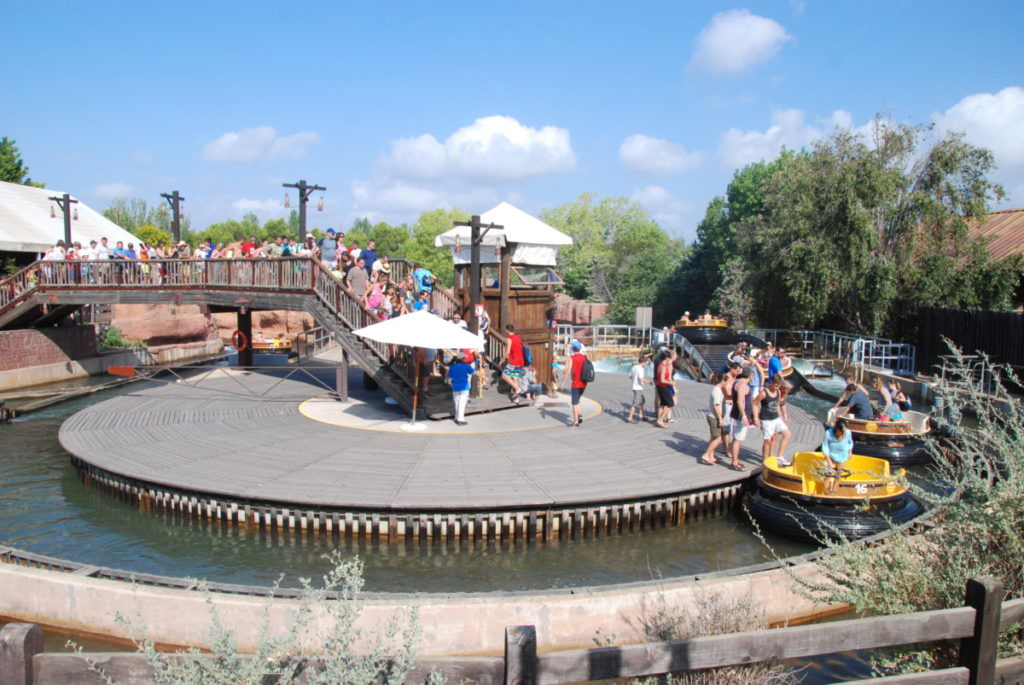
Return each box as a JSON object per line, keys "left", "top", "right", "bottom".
{"left": 59, "top": 370, "right": 825, "bottom": 540}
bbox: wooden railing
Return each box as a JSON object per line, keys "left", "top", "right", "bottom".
{"left": 0, "top": 258, "right": 320, "bottom": 318}
{"left": 1, "top": 577, "right": 1021, "bottom": 684}
{"left": 0, "top": 256, "right": 497, "bottom": 397}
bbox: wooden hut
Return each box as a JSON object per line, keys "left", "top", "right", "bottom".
{"left": 435, "top": 202, "right": 571, "bottom": 385}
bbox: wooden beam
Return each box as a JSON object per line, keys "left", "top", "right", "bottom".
{"left": 536, "top": 607, "right": 975, "bottom": 683}
{"left": 505, "top": 625, "right": 537, "bottom": 685}
{"left": 960, "top": 576, "right": 1002, "bottom": 685}
{"left": 0, "top": 623, "right": 43, "bottom": 685}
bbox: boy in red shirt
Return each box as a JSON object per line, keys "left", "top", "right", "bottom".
{"left": 569, "top": 341, "right": 588, "bottom": 426}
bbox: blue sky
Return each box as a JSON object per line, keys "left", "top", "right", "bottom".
{"left": 5, "top": 1, "right": 1023, "bottom": 241}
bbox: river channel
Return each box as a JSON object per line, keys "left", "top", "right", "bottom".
{"left": 0, "top": 370, "right": 830, "bottom": 594}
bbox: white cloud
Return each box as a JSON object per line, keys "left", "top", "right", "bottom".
{"left": 350, "top": 179, "right": 504, "bottom": 224}
{"left": 95, "top": 182, "right": 134, "bottom": 199}
{"left": 382, "top": 134, "right": 448, "bottom": 180}
{"left": 202, "top": 126, "right": 321, "bottom": 164}
{"left": 352, "top": 180, "right": 441, "bottom": 215}
{"left": 379, "top": 115, "right": 576, "bottom": 181}
{"left": 232, "top": 198, "right": 288, "bottom": 216}
{"left": 690, "top": 10, "right": 792, "bottom": 75}
{"left": 631, "top": 185, "right": 690, "bottom": 233}
{"left": 934, "top": 86, "right": 1024, "bottom": 168}
{"left": 719, "top": 108, "right": 831, "bottom": 169}
{"left": 620, "top": 134, "right": 703, "bottom": 176}
{"left": 269, "top": 131, "right": 322, "bottom": 160}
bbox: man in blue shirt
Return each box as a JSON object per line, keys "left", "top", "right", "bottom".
{"left": 838, "top": 383, "right": 874, "bottom": 420}
{"left": 412, "top": 267, "right": 435, "bottom": 293}
{"left": 412, "top": 290, "right": 430, "bottom": 311}
{"left": 361, "top": 239, "right": 377, "bottom": 275}
{"left": 767, "top": 345, "right": 783, "bottom": 381}
{"left": 318, "top": 228, "right": 339, "bottom": 264}
{"left": 446, "top": 352, "right": 475, "bottom": 425}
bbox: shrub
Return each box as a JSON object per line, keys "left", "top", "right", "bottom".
{"left": 630, "top": 590, "right": 798, "bottom": 685}
{"left": 71, "top": 553, "right": 428, "bottom": 685}
{"left": 102, "top": 326, "right": 132, "bottom": 349}
{"left": 786, "top": 344, "right": 1024, "bottom": 674}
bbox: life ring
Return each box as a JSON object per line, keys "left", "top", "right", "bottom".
{"left": 231, "top": 330, "right": 248, "bottom": 351}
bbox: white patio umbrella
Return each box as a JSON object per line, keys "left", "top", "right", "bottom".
{"left": 353, "top": 310, "right": 483, "bottom": 429}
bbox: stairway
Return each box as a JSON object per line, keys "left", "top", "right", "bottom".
{"left": 0, "top": 257, "right": 520, "bottom": 420}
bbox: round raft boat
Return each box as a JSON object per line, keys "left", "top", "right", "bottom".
{"left": 828, "top": 408, "right": 932, "bottom": 466}
{"left": 674, "top": 317, "right": 736, "bottom": 345}
{"left": 745, "top": 452, "right": 923, "bottom": 543}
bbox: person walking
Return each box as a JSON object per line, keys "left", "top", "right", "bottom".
{"left": 758, "top": 376, "right": 792, "bottom": 464}
{"left": 568, "top": 341, "right": 588, "bottom": 426}
{"left": 446, "top": 352, "right": 475, "bottom": 426}
{"left": 700, "top": 373, "right": 730, "bottom": 465}
{"left": 727, "top": 367, "right": 754, "bottom": 470}
{"left": 655, "top": 349, "right": 677, "bottom": 428}
{"left": 626, "top": 354, "right": 651, "bottom": 423}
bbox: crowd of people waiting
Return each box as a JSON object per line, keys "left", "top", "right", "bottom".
{"left": 34, "top": 230, "right": 432, "bottom": 317}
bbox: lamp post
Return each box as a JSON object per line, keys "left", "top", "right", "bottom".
{"left": 453, "top": 215, "right": 502, "bottom": 334}
{"left": 48, "top": 193, "right": 79, "bottom": 245}
{"left": 282, "top": 179, "right": 326, "bottom": 242}
{"left": 160, "top": 191, "right": 185, "bottom": 244}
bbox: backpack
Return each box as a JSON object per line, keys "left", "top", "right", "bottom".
{"left": 580, "top": 358, "right": 596, "bottom": 383}
{"left": 522, "top": 344, "right": 533, "bottom": 366}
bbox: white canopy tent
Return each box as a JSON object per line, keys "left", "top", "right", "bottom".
{"left": 0, "top": 181, "right": 140, "bottom": 254}
{"left": 352, "top": 309, "right": 484, "bottom": 351}
{"left": 434, "top": 201, "right": 572, "bottom": 267}
{"left": 353, "top": 310, "right": 483, "bottom": 429}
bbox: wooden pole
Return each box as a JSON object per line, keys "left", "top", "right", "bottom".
{"left": 335, "top": 348, "right": 348, "bottom": 401}
{"left": 0, "top": 623, "right": 43, "bottom": 685}
{"left": 237, "top": 308, "right": 253, "bottom": 367}
{"left": 411, "top": 351, "right": 421, "bottom": 422}
{"left": 960, "top": 575, "right": 1003, "bottom": 685}
{"left": 470, "top": 214, "right": 481, "bottom": 334}
{"left": 499, "top": 246, "right": 512, "bottom": 330}
{"left": 505, "top": 624, "right": 537, "bottom": 685}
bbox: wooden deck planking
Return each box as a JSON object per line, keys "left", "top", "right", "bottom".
{"left": 60, "top": 371, "right": 825, "bottom": 512}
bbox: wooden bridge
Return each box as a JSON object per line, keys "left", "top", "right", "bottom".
{"left": 0, "top": 257, "right": 510, "bottom": 418}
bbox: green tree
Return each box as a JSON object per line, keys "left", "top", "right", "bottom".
{"left": 103, "top": 198, "right": 191, "bottom": 238}
{"left": 368, "top": 221, "right": 411, "bottom": 257}
{"left": 668, "top": 155, "right": 792, "bottom": 319}
{"left": 261, "top": 218, "right": 289, "bottom": 241}
{"left": 744, "top": 123, "right": 1008, "bottom": 333}
{"left": 402, "top": 208, "right": 470, "bottom": 288}
{"left": 688, "top": 120, "right": 1009, "bottom": 334}
{"left": 542, "top": 194, "right": 686, "bottom": 324}
{"left": 134, "top": 224, "right": 171, "bottom": 247}
{"left": 103, "top": 198, "right": 149, "bottom": 234}
{"left": 0, "top": 137, "right": 43, "bottom": 186}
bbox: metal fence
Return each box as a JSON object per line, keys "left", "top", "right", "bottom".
{"left": 554, "top": 324, "right": 656, "bottom": 356}
{"left": 744, "top": 328, "right": 917, "bottom": 376}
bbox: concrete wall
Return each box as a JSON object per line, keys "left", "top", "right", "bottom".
{"left": 0, "top": 561, "right": 830, "bottom": 656}
{"left": 0, "top": 339, "right": 223, "bottom": 392}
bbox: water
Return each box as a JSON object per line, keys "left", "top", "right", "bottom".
{"left": 0, "top": 372, "right": 883, "bottom": 681}
{"left": 0, "top": 382, "right": 814, "bottom": 594}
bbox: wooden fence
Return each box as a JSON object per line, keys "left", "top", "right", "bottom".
{"left": 2, "top": 577, "right": 1022, "bottom": 684}
{"left": 914, "top": 307, "right": 1024, "bottom": 374}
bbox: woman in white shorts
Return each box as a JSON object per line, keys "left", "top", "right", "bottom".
{"left": 758, "top": 376, "right": 791, "bottom": 463}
